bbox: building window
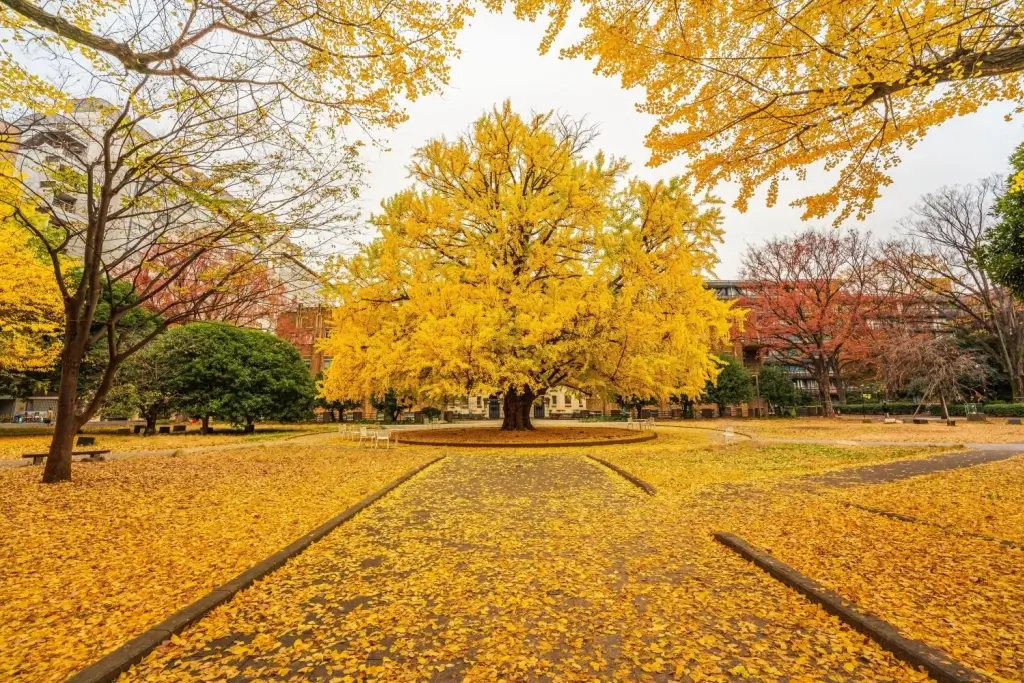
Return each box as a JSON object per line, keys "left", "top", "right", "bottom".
{"left": 476, "top": 396, "right": 482, "bottom": 408}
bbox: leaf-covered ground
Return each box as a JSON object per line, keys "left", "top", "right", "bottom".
{"left": 603, "top": 438, "right": 1024, "bottom": 681}
{"left": 730, "top": 492, "right": 1024, "bottom": 682}
{"left": 597, "top": 432, "right": 949, "bottom": 494}
{"left": 837, "top": 456, "right": 1024, "bottom": 544}
{"left": 0, "top": 442, "right": 433, "bottom": 682}
{"left": 718, "top": 417, "right": 1024, "bottom": 444}
{"left": 6, "top": 429, "right": 1017, "bottom": 681}
{"left": 123, "top": 454, "right": 926, "bottom": 682}
{"left": 0, "top": 424, "right": 330, "bottom": 459}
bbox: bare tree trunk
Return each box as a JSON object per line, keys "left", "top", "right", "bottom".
{"left": 145, "top": 413, "right": 158, "bottom": 435}
{"left": 939, "top": 389, "right": 950, "bottom": 420}
{"left": 815, "top": 360, "right": 835, "bottom": 417}
{"left": 43, "top": 352, "right": 84, "bottom": 483}
{"left": 834, "top": 372, "right": 848, "bottom": 405}
{"left": 501, "top": 387, "right": 536, "bottom": 431}
{"left": 201, "top": 414, "right": 211, "bottom": 434}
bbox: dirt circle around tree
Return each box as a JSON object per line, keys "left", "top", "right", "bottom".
{"left": 394, "top": 426, "right": 656, "bottom": 448}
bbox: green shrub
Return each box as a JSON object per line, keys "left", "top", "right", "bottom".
{"left": 841, "top": 402, "right": 929, "bottom": 415}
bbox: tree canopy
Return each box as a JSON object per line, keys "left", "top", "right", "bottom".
{"left": 702, "top": 355, "right": 754, "bottom": 414}
{"left": 757, "top": 365, "right": 798, "bottom": 414}
{"left": 322, "top": 102, "right": 737, "bottom": 430}
{"left": 0, "top": 164, "right": 62, "bottom": 374}
{"left": 987, "top": 143, "right": 1024, "bottom": 298}
{"left": 502, "top": 0, "right": 1024, "bottom": 223}
{"left": 155, "top": 323, "right": 315, "bottom": 430}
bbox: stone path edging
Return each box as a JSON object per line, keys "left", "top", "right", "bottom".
{"left": 64, "top": 456, "right": 446, "bottom": 683}
{"left": 395, "top": 432, "right": 657, "bottom": 448}
{"left": 714, "top": 532, "right": 988, "bottom": 683}
{"left": 586, "top": 455, "right": 656, "bottom": 495}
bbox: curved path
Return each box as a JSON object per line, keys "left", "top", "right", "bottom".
{"left": 120, "top": 453, "right": 924, "bottom": 682}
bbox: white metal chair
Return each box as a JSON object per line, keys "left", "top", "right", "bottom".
{"left": 358, "top": 426, "right": 372, "bottom": 446}
{"left": 374, "top": 428, "right": 392, "bottom": 449}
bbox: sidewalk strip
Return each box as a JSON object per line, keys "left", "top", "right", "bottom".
{"left": 713, "top": 532, "right": 987, "bottom": 683}
{"left": 65, "top": 456, "right": 445, "bottom": 683}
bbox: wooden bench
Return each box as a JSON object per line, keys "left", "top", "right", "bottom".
{"left": 22, "top": 450, "right": 111, "bottom": 465}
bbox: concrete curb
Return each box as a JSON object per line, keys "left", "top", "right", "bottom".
{"left": 653, "top": 423, "right": 755, "bottom": 440}
{"left": 64, "top": 456, "right": 446, "bottom": 683}
{"left": 586, "top": 455, "right": 656, "bottom": 495}
{"left": 713, "top": 532, "right": 987, "bottom": 683}
{"left": 843, "top": 502, "right": 1024, "bottom": 552}
{"left": 396, "top": 431, "right": 658, "bottom": 449}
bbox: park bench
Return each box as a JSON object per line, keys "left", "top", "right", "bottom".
{"left": 172, "top": 424, "right": 186, "bottom": 432}
{"left": 21, "top": 449, "right": 111, "bottom": 465}
{"left": 158, "top": 426, "right": 171, "bottom": 434}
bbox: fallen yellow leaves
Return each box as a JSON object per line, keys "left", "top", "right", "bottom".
{"left": 0, "top": 423, "right": 329, "bottom": 459}
{"left": 598, "top": 434, "right": 948, "bottom": 495}
{"left": 731, "top": 492, "right": 1024, "bottom": 681}
{"left": 121, "top": 453, "right": 924, "bottom": 682}
{"left": 5, "top": 428, "right": 1019, "bottom": 681}
{"left": 0, "top": 440, "right": 433, "bottom": 682}
{"left": 838, "top": 456, "right": 1024, "bottom": 544}
{"left": 723, "top": 416, "right": 1024, "bottom": 444}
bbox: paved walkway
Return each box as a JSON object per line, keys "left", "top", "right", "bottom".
{"left": 804, "top": 447, "right": 1024, "bottom": 487}
{"left": 122, "top": 454, "right": 923, "bottom": 682}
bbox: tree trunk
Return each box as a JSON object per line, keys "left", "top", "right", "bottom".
{"left": 501, "top": 387, "right": 536, "bottom": 431}
{"left": 201, "top": 414, "right": 210, "bottom": 434}
{"left": 834, "top": 374, "right": 848, "bottom": 405}
{"left": 244, "top": 420, "right": 255, "bottom": 434}
{"left": 938, "top": 390, "right": 950, "bottom": 420}
{"left": 814, "top": 361, "right": 835, "bottom": 418}
{"left": 42, "top": 351, "right": 83, "bottom": 483}
{"left": 145, "top": 413, "right": 158, "bottom": 436}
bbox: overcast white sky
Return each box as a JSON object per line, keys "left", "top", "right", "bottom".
{"left": 355, "top": 11, "right": 1022, "bottom": 278}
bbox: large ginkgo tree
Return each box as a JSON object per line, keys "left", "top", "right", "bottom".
{"left": 322, "top": 102, "right": 737, "bottom": 430}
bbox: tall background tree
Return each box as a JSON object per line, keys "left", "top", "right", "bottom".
{"left": 156, "top": 323, "right": 316, "bottom": 432}
{"left": 503, "top": 0, "right": 1024, "bottom": 223}
{"left": 323, "top": 103, "right": 737, "bottom": 430}
{"left": 0, "top": 166, "right": 61, "bottom": 377}
{"left": 757, "top": 365, "right": 798, "bottom": 415}
{"left": 370, "top": 389, "right": 412, "bottom": 423}
{"left": 701, "top": 355, "right": 754, "bottom": 416}
{"left": 881, "top": 178, "right": 1024, "bottom": 401}
{"left": 986, "top": 142, "right": 1024, "bottom": 298}
{"left": 0, "top": 0, "right": 470, "bottom": 481}
{"left": 740, "top": 228, "right": 879, "bottom": 416}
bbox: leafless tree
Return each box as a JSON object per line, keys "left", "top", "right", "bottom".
{"left": 2, "top": 80, "right": 360, "bottom": 482}
{"left": 881, "top": 178, "right": 1024, "bottom": 401}
{"left": 882, "top": 333, "right": 986, "bottom": 419}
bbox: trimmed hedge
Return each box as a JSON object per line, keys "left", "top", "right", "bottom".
{"left": 839, "top": 403, "right": 1024, "bottom": 417}
{"left": 839, "top": 402, "right": 927, "bottom": 415}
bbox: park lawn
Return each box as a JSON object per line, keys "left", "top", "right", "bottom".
{"left": 0, "top": 441, "right": 435, "bottom": 682}
{"left": 726, "top": 492, "right": 1024, "bottom": 682}
{"left": 0, "top": 423, "right": 331, "bottom": 460}
{"left": 716, "top": 416, "right": 1024, "bottom": 443}
{"left": 598, "top": 431, "right": 950, "bottom": 494}
{"left": 835, "top": 455, "right": 1024, "bottom": 544}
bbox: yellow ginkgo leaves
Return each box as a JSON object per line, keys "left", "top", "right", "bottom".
{"left": 0, "top": 441, "right": 434, "bottom": 682}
